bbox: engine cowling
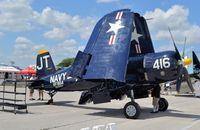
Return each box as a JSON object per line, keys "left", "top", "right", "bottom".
{"left": 143, "top": 51, "right": 178, "bottom": 82}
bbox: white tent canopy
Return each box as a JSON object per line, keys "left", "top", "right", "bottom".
{"left": 0, "top": 64, "right": 20, "bottom": 72}
{"left": 0, "top": 64, "right": 21, "bottom": 84}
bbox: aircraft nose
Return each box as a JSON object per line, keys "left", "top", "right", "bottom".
{"left": 183, "top": 57, "right": 192, "bottom": 66}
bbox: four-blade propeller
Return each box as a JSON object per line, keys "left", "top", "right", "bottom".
{"left": 168, "top": 28, "right": 194, "bottom": 93}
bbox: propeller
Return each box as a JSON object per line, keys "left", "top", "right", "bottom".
{"left": 182, "top": 37, "right": 186, "bottom": 59}
{"left": 168, "top": 27, "right": 181, "bottom": 61}
{"left": 168, "top": 28, "right": 194, "bottom": 93}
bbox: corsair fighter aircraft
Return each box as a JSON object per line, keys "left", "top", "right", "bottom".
{"left": 30, "top": 9, "right": 191, "bottom": 119}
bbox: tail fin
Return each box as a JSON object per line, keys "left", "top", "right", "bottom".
{"left": 36, "top": 50, "right": 56, "bottom": 78}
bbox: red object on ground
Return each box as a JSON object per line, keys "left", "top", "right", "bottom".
{"left": 16, "top": 67, "right": 36, "bottom": 74}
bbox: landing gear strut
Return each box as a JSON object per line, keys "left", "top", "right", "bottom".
{"left": 47, "top": 91, "right": 57, "bottom": 104}
{"left": 123, "top": 90, "right": 141, "bottom": 119}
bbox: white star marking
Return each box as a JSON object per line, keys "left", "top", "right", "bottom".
{"left": 131, "top": 27, "right": 142, "bottom": 43}
{"left": 107, "top": 20, "right": 124, "bottom": 34}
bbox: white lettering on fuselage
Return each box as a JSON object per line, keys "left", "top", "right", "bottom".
{"left": 153, "top": 58, "right": 170, "bottom": 70}
{"left": 37, "top": 55, "right": 50, "bottom": 70}
{"left": 50, "top": 72, "right": 67, "bottom": 84}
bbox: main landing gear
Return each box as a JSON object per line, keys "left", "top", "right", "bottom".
{"left": 124, "top": 101, "right": 141, "bottom": 119}
{"left": 158, "top": 97, "right": 168, "bottom": 111}
{"left": 123, "top": 90, "right": 169, "bottom": 119}
{"left": 46, "top": 91, "right": 57, "bottom": 104}
{"left": 123, "top": 90, "right": 141, "bottom": 119}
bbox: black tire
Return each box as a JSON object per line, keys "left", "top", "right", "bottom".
{"left": 123, "top": 102, "right": 141, "bottom": 119}
{"left": 78, "top": 91, "right": 92, "bottom": 105}
{"left": 159, "top": 98, "right": 168, "bottom": 111}
{"left": 46, "top": 99, "right": 53, "bottom": 105}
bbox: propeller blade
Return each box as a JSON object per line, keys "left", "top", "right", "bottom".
{"left": 182, "top": 37, "right": 186, "bottom": 59}
{"left": 176, "top": 66, "right": 183, "bottom": 93}
{"left": 168, "top": 27, "right": 181, "bottom": 60}
{"left": 182, "top": 67, "right": 194, "bottom": 93}
{"left": 176, "top": 67, "right": 194, "bottom": 93}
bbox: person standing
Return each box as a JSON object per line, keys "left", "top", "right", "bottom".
{"left": 29, "top": 75, "right": 35, "bottom": 100}
{"left": 38, "top": 89, "right": 44, "bottom": 100}
{"left": 151, "top": 84, "right": 161, "bottom": 113}
{"left": 38, "top": 84, "right": 44, "bottom": 100}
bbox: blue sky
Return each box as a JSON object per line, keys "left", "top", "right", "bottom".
{"left": 0, "top": 0, "right": 200, "bottom": 72}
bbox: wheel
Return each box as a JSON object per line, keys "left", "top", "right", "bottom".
{"left": 123, "top": 102, "right": 141, "bottom": 119}
{"left": 78, "top": 91, "right": 92, "bottom": 105}
{"left": 46, "top": 99, "right": 53, "bottom": 105}
{"left": 159, "top": 98, "right": 168, "bottom": 111}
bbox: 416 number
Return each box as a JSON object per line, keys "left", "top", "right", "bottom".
{"left": 153, "top": 58, "right": 170, "bottom": 70}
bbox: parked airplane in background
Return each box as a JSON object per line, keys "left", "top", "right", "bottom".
{"left": 192, "top": 51, "right": 200, "bottom": 80}
{"left": 29, "top": 9, "right": 192, "bottom": 119}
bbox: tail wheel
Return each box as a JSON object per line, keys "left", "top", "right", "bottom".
{"left": 123, "top": 102, "right": 141, "bottom": 119}
{"left": 159, "top": 98, "right": 168, "bottom": 111}
{"left": 46, "top": 99, "right": 53, "bottom": 105}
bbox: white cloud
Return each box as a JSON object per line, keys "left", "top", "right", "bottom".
{"left": 0, "top": 1, "right": 96, "bottom": 40}
{"left": 0, "top": 0, "right": 39, "bottom": 32}
{"left": 15, "top": 37, "right": 32, "bottom": 49}
{"left": 49, "top": 39, "right": 85, "bottom": 65}
{"left": 55, "top": 39, "right": 79, "bottom": 56}
{"left": 13, "top": 37, "right": 84, "bottom": 65}
{"left": 38, "top": 7, "right": 70, "bottom": 27}
{"left": 39, "top": 7, "right": 96, "bottom": 40}
{"left": 14, "top": 37, "right": 46, "bottom": 60}
{"left": 96, "top": 0, "right": 119, "bottom": 3}
{"left": 43, "top": 28, "right": 66, "bottom": 40}
{"left": 0, "top": 0, "right": 97, "bottom": 66}
{"left": 157, "top": 42, "right": 175, "bottom": 52}
{"left": 52, "top": 39, "right": 84, "bottom": 59}
{"left": 144, "top": 5, "right": 200, "bottom": 44}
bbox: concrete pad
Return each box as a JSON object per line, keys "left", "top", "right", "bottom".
{"left": 0, "top": 90, "right": 200, "bottom": 130}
